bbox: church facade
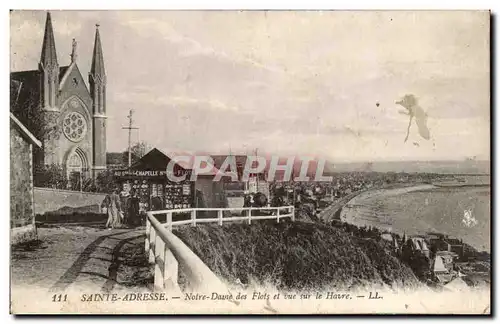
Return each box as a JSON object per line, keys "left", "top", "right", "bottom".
{"left": 10, "top": 12, "right": 107, "bottom": 183}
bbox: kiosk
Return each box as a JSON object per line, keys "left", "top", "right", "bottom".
{"left": 112, "top": 148, "right": 195, "bottom": 212}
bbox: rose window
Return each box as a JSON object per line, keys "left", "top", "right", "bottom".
{"left": 63, "top": 112, "right": 87, "bottom": 142}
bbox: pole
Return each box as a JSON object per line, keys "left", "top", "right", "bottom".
{"left": 255, "top": 148, "right": 259, "bottom": 189}
{"left": 122, "top": 109, "right": 139, "bottom": 168}
{"left": 127, "top": 110, "right": 132, "bottom": 167}
{"left": 292, "top": 163, "right": 296, "bottom": 206}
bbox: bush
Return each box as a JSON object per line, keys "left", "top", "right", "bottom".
{"left": 33, "top": 164, "right": 117, "bottom": 193}
{"left": 173, "top": 221, "right": 420, "bottom": 291}
{"left": 94, "top": 169, "right": 117, "bottom": 193}
{"left": 34, "top": 163, "right": 67, "bottom": 189}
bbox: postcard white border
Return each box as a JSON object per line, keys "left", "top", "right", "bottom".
{"left": 2, "top": 0, "right": 497, "bottom": 323}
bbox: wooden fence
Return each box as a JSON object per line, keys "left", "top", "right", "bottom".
{"left": 145, "top": 206, "right": 295, "bottom": 291}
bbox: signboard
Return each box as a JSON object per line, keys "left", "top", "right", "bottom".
{"left": 248, "top": 177, "right": 258, "bottom": 193}
{"left": 112, "top": 169, "right": 191, "bottom": 180}
{"left": 164, "top": 182, "right": 194, "bottom": 209}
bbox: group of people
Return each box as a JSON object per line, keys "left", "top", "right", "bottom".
{"left": 101, "top": 187, "right": 143, "bottom": 230}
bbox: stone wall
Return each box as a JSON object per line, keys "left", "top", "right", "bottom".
{"left": 10, "top": 127, "right": 36, "bottom": 242}
{"left": 34, "top": 187, "right": 107, "bottom": 215}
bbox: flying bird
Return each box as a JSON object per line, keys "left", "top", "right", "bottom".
{"left": 396, "top": 94, "right": 431, "bottom": 143}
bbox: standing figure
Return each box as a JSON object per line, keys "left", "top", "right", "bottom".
{"left": 151, "top": 196, "right": 163, "bottom": 211}
{"left": 102, "top": 188, "right": 122, "bottom": 229}
{"left": 120, "top": 189, "right": 130, "bottom": 226}
{"left": 127, "top": 189, "right": 140, "bottom": 227}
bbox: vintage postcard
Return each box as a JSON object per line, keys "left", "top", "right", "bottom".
{"left": 10, "top": 10, "right": 491, "bottom": 314}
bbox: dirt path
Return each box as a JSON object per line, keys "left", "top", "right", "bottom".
{"left": 11, "top": 225, "right": 151, "bottom": 293}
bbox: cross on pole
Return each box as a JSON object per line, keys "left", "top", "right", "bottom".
{"left": 122, "top": 110, "right": 139, "bottom": 168}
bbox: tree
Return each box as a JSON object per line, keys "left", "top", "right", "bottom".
{"left": 408, "top": 252, "right": 432, "bottom": 282}
{"left": 400, "top": 239, "right": 432, "bottom": 282}
{"left": 33, "top": 163, "right": 67, "bottom": 189}
{"left": 82, "top": 177, "right": 96, "bottom": 192}
{"left": 94, "top": 169, "right": 117, "bottom": 193}
{"left": 10, "top": 83, "right": 62, "bottom": 143}
{"left": 129, "top": 141, "right": 152, "bottom": 159}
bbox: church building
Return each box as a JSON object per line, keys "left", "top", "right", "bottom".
{"left": 10, "top": 12, "right": 107, "bottom": 183}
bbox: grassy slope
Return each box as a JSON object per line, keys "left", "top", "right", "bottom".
{"left": 173, "top": 220, "right": 420, "bottom": 291}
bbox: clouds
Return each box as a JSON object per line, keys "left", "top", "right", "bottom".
{"left": 112, "top": 90, "right": 239, "bottom": 112}
{"left": 10, "top": 10, "right": 490, "bottom": 162}
{"left": 10, "top": 13, "right": 44, "bottom": 70}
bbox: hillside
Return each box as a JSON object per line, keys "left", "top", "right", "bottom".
{"left": 173, "top": 221, "right": 420, "bottom": 291}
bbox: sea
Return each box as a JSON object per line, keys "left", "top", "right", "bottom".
{"left": 340, "top": 176, "right": 491, "bottom": 252}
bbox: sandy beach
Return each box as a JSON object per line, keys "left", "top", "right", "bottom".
{"left": 339, "top": 184, "right": 490, "bottom": 252}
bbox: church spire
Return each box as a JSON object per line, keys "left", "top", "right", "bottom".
{"left": 90, "top": 24, "right": 105, "bottom": 78}
{"left": 39, "top": 11, "right": 59, "bottom": 111}
{"left": 89, "top": 23, "right": 108, "bottom": 178}
{"left": 89, "top": 23, "right": 106, "bottom": 115}
{"left": 40, "top": 12, "right": 58, "bottom": 69}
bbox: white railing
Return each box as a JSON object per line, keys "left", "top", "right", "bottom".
{"left": 145, "top": 206, "right": 295, "bottom": 291}
{"left": 149, "top": 205, "right": 295, "bottom": 230}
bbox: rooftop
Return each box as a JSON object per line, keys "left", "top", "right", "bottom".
{"left": 444, "top": 238, "right": 463, "bottom": 245}
{"left": 10, "top": 112, "right": 42, "bottom": 148}
{"left": 436, "top": 251, "right": 459, "bottom": 257}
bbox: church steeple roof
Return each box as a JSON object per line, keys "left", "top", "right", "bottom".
{"left": 40, "top": 12, "right": 58, "bottom": 68}
{"left": 90, "top": 24, "right": 105, "bottom": 77}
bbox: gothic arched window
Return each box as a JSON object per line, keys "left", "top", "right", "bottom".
{"left": 67, "top": 151, "right": 86, "bottom": 191}
{"left": 68, "top": 152, "right": 82, "bottom": 172}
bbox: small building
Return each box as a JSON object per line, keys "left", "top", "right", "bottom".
{"left": 409, "top": 236, "right": 430, "bottom": 258}
{"left": 211, "top": 154, "right": 269, "bottom": 207}
{"left": 430, "top": 236, "right": 464, "bottom": 259}
{"left": 112, "top": 148, "right": 226, "bottom": 212}
{"left": 433, "top": 255, "right": 448, "bottom": 274}
{"left": 10, "top": 113, "right": 42, "bottom": 244}
{"left": 432, "top": 251, "right": 460, "bottom": 284}
{"left": 432, "top": 255, "right": 453, "bottom": 283}
{"left": 435, "top": 250, "right": 458, "bottom": 271}
{"left": 443, "top": 238, "right": 464, "bottom": 258}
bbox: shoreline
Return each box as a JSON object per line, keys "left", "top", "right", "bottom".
{"left": 322, "top": 183, "right": 490, "bottom": 254}
{"left": 318, "top": 182, "right": 434, "bottom": 223}
{"left": 321, "top": 181, "right": 490, "bottom": 224}
{"left": 433, "top": 183, "right": 490, "bottom": 188}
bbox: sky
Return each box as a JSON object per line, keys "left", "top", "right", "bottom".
{"left": 10, "top": 10, "right": 490, "bottom": 162}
